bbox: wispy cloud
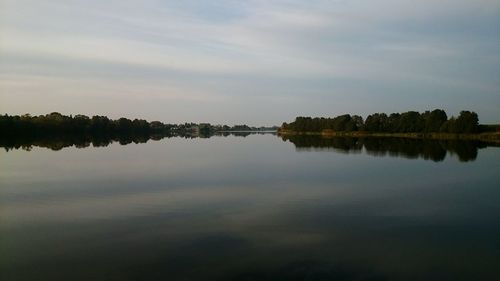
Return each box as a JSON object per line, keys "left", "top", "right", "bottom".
{"left": 1, "top": 0, "right": 499, "bottom": 123}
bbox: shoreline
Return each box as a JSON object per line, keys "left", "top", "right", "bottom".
{"left": 277, "top": 130, "right": 500, "bottom": 144}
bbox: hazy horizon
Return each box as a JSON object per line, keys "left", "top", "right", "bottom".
{"left": 1, "top": 1, "right": 499, "bottom": 125}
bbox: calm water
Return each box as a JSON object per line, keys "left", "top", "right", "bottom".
{"left": 1, "top": 134, "right": 499, "bottom": 281}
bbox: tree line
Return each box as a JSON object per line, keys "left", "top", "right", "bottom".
{"left": 0, "top": 112, "right": 160, "bottom": 136}
{"left": 0, "top": 113, "right": 280, "bottom": 151}
{"left": 280, "top": 109, "right": 485, "bottom": 134}
{"left": 0, "top": 112, "right": 277, "bottom": 137}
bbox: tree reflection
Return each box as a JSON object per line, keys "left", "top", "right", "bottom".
{"left": 0, "top": 132, "right": 275, "bottom": 151}
{"left": 280, "top": 135, "right": 494, "bottom": 162}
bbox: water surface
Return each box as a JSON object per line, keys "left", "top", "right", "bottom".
{"left": 1, "top": 135, "right": 499, "bottom": 281}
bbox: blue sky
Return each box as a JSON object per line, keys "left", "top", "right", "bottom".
{"left": 1, "top": 0, "right": 499, "bottom": 125}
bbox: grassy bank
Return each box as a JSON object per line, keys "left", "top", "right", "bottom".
{"left": 277, "top": 129, "right": 500, "bottom": 144}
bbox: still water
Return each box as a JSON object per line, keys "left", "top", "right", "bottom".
{"left": 1, "top": 134, "right": 499, "bottom": 281}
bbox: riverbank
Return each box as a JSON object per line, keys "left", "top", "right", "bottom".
{"left": 277, "top": 129, "right": 500, "bottom": 144}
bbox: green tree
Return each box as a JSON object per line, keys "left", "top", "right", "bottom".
{"left": 455, "top": 111, "right": 479, "bottom": 133}
{"left": 424, "top": 109, "right": 447, "bottom": 132}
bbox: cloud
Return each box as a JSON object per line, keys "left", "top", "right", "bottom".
{"left": 1, "top": 0, "right": 499, "bottom": 123}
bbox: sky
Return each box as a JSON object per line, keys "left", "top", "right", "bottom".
{"left": 1, "top": 0, "right": 499, "bottom": 125}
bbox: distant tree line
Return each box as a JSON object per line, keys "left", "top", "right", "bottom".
{"left": 281, "top": 109, "right": 484, "bottom": 134}
{"left": 0, "top": 113, "right": 160, "bottom": 136}
{"left": 0, "top": 112, "right": 277, "bottom": 137}
{"left": 0, "top": 112, "right": 279, "bottom": 151}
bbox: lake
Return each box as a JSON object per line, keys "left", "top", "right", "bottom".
{"left": 1, "top": 134, "right": 499, "bottom": 281}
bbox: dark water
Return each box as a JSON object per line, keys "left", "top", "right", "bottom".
{"left": 1, "top": 135, "right": 499, "bottom": 281}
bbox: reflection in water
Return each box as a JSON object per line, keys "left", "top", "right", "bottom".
{"left": 0, "top": 131, "right": 275, "bottom": 151}
{"left": 280, "top": 135, "right": 493, "bottom": 162}
{"left": 1, "top": 135, "right": 499, "bottom": 281}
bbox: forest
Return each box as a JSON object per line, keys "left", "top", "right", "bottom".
{"left": 0, "top": 112, "right": 277, "bottom": 137}
{"left": 280, "top": 109, "right": 490, "bottom": 134}
{"left": 0, "top": 113, "right": 277, "bottom": 151}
